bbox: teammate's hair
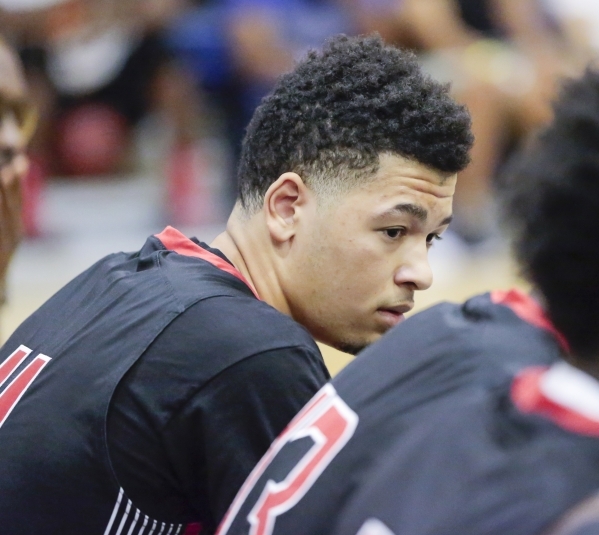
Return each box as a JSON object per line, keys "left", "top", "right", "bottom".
{"left": 237, "top": 34, "right": 473, "bottom": 212}
{"left": 501, "top": 69, "right": 599, "bottom": 360}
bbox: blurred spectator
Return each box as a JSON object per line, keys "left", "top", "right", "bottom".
{"left": 391, "top": 0, "right": 579, "bottom": 245}
{"left": 0, "top": 35, "right": 36, "bottom": 318}
{"left": 165, "top": 0, "right": 588, "bottom": 242}
{"left": 544, "top": 0, "right": 599, "bottom": 59}
{"left": 1, "top": 0, "right": 232, "bottom": 226}
{"left": 3, "top": 0, "right": 587, "bottom": 240}
{"left": 14, "top": 0, "right": 179, "bottom": 177}
{"left": 224, "top": 0, "right": 353, "bottom": 126}
{"left": 167, "top": 0, "right": 354, "bottom": 205}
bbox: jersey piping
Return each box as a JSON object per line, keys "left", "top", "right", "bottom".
{"left": 491, "top": 289, "right": 570, "bottom": 352}
{"left": 155, "top": 226, "right": 260, "bottom": 300}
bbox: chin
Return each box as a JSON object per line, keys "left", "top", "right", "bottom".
{"left": 334, "top": 337, "right": 374, "bottom": 356}
{"left": 334, "top": 326, "right": 388, "bottom": 354}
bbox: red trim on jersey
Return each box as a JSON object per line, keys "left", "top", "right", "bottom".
{"left": 217, "top": 387, "right": 332, "bottom": 534}
{"left": 491, "top": 289, "right": 569, "bottom": 352}
{"left": 0, "top": 355, "right": 51, "bottom": 428}
{"left": 511, "top": 366, "right": 599, "bottom": 437}
{"left": 0, "top": 346, "right": 30, "bottom": 388}
{"left": 155, "top": 226, "right": 260, "bottom": 300}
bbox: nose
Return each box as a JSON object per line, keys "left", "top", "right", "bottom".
{"left": 393, "top": 242, "right": 433, "bottom": 291}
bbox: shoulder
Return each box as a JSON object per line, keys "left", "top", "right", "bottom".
{"left": 111, "top": 294, "right": 327, "bottom": 431}
{"left": 143, "top": 294, "right": 323, "bottom": 387}
{"left": 186, "top": 294, "right": 319, "bottom": 354}
{"left": 333, "top": 292, "right": 560, "bottom": 409}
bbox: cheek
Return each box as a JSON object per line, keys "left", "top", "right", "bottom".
{"left": 296, "top": 216, "right": 390, "bottom": 305}
{"left": 318, "top": 239, "right": 388, "bottom": 303}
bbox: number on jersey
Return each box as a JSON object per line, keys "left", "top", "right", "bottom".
{"left": 218, "top": 384, "right": 358, "bottom": 535}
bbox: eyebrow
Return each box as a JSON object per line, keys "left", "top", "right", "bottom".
{"left": 375, "top": 203, "right": 453, "bottom": 227}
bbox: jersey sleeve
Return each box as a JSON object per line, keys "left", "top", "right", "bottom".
{"left": 162, "top": 345, "right": 329, "bottom": 525}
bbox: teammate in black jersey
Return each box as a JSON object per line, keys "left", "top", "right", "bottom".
{"left": 0, "top": 35, "right": 473, "bottom": 534}
{"left": 216, "top": 70, "right": 599, "bottom": 535}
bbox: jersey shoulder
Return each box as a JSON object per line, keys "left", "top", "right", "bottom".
{"left": 137, "top": 292, "right": 324, "bottom": 394}
{"left": 189, "top": 293, "right": 320, "bottom": 356}
{"left": 333, "top": 292, "right": 562, "bottom": 411}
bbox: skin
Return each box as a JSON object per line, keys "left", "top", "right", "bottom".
{"left": 0, "top": 41, "right": 30, "bottom": 302}
{"left": 212, "top": 153, "right": 456, "bottom": 354}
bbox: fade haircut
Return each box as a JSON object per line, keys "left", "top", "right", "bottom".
{"left": 501, "top": 69, "right": 599, "bottom": 360}
{"left": 237, "top": 34, "right": 473, "bottom": 213}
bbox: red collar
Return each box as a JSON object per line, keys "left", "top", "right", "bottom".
{"left": 155, "top": 226, "right": 260, "bottom": 300}
{"left": 491, "top": 289, "right": 569, "bottom": 352}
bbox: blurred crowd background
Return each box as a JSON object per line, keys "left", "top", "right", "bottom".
{"left": 1, "top": 0, "right": 598, "bottom": 372}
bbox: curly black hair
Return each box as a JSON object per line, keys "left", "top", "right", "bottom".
{"left": 501, "top": 69, "right": 599, "bottom": 360}
{"left": 237, "top": 34, "right": 473, "bottom": 211}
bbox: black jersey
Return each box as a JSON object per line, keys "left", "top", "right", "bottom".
{"left": 329, "top": 361, "right": 599, "bottom": 535}
{"left": 217, "top": 290, "right": 582, "bottom": 535}
{"left": 0, "top": 226, "right": 329, "bottom": 535}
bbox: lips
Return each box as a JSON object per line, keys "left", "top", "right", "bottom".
{"left": 376, "top": 303, "right": 413, "bottom": 328}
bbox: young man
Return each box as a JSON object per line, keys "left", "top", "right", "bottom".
{"left": 0, "top": 37, "right": 35, "bottom": 310}
{"left": 216, "top": 70, "right": 599, "bottom": 535}
{"left": 0, "top": 35, "right": 473, "bottom": 534}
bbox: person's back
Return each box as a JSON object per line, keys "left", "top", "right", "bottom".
{"left": 330, "top": 363, "right": 599, "bottom": 535}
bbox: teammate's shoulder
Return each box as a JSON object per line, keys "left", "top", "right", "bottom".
{"left": 407, "top": 292, "right": 498, "bottom": 325}
{"left": 333, "top": 290, "right": 559, "bottom": 405}
{"left": 366, "top": 293, "right": 491, "bottom": 350}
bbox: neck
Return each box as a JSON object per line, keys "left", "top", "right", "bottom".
{"left": 210, "top": 203, "right": 291, "bottom": 315}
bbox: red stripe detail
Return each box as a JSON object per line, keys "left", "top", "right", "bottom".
{"left": 0, "top": 347, "right": 30, "bottom": 387}
{"left": 491, "top": 289, "right": 570, "bottom": 352}
{"left": 155, "top": 226, "right": 260, "bottom": 300}
{"left": 217, "top": 387, "right": 332, "bottom": 534}
{"left": 0, "top": 355, "right": 51, "bottom": 428}
{"left": 511, "top": 366, "right": 599, "bottom": 436}
{"left": 251, "top": 403, "right": 352, "bottom": 535}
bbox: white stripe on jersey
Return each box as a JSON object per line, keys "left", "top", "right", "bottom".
{"left": 104, "top": 488, "right": 125, "bottom": 535}
{"left": 103, "top": 489, "right": 184, "bottom": 535}
{"left": 356, "top": 518, "right": 396, "bottom": 535}
{"left": 541, "top": 361, "right": 599, "bottom": 421}
{"left": 115, "top": 496, "right": 132, "bottom": 535}
{"left": 127, "top": 508, "right": 141, "bottom": 535}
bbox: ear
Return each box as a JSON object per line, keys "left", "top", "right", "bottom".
{"left": 264, "top": 172, "right": 312, "bottom": 243}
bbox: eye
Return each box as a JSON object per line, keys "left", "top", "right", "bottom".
{"left": 382, "top": 227, "right": 406, "bottom": 240}
{"left": 426, "top": 233, "right": 443, "bottom": 247}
